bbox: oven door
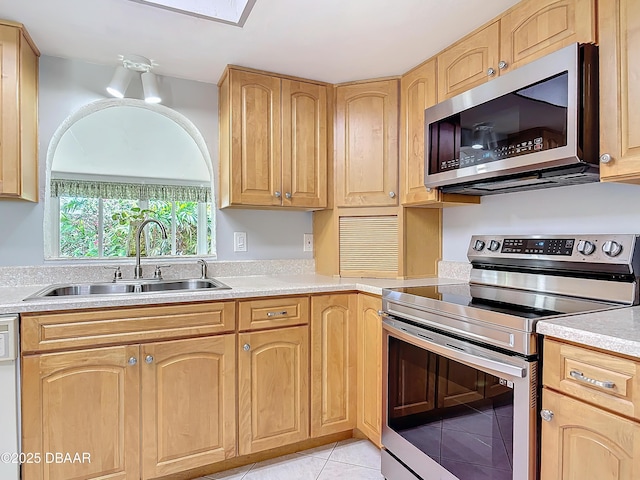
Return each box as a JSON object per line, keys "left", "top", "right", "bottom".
{"left": 382, "top": 317, "right": 538, "bottom": 480}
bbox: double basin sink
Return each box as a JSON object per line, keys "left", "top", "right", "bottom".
{"left": 24, "top": 278, "right": 231, "bottom": 300}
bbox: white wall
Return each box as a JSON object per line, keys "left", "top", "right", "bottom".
{"left": 442, "top": 181, "right": 640, "bottom": 262}
{"left": 0, "top": 56, "right": 312, "bottom": 266}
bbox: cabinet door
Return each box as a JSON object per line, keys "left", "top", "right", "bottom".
{"left": 400, "top": 59, "right": 440, "bottom": 205}
{"left": 229, "top": 70, "right": 282, "bottom": 206}
{"left": 540, "top": 389, "right": 640, "bottom": 480}
{"left": 141, "top": 335, "right": 236, "bottom": 479}
{"left": 22, "top": 345, "right": 140, "bottom": 480}
{"left": 310, "top": 294, "right": 357, "bottom": 437}
{"left": 335, "top": 80, "right": 399, "bottom": 207}
{"left": 238, "top": 326, "right": 309, "bottom": 454}
{"left": 437, "top": 22, "right": 500, "bottom": 100}
{"left": 281, "top": 79, "right": 327, "bottom": 209}
{"left": 500, "top": 0, "right": 596, "bottom": 72}
{"left": 0, "top": 23, "right": 38, "bottom": 201}
{"left": 357, "top": 294, "right": 382, "bottom": 446}
{"left": 599, "top": 0, "right": 640, "bottom": 183}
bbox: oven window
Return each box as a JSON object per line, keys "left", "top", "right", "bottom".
{"left": 388, "top": 337, "right": 514, "bottom": 480}
{"left": 428, "top": 72, "right": 569, "bottom": 175}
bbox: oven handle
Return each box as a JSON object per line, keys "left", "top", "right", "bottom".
{"left": 383, "top": 318, "right": 526, "bottom": 378}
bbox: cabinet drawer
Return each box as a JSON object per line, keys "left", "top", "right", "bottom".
{"left": 21, "top": 301, "right": 236, "bottom": 353}
{"left": 238, "top": 296, "right": 309, "bottom": 330}
{"left": 544, "top": 339, "right": 640, "bottom": 420}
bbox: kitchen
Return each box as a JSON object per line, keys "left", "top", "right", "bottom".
{"left": 0, "top": 0, "right": 639, "bottom": 479}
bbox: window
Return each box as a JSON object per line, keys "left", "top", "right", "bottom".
{"left": 52, "top": 180, "right": 213, "bottom": 259}
{"left": 44, "top": 100, "right": 217, "bottom": 261}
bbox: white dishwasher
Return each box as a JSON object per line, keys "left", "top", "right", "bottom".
{"left": 0, "top": 315, "right": 19, "bottom": 480}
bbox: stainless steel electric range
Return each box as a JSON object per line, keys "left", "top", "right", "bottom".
{"left": 380, "top": 234, "right": 640, "bottom": 480}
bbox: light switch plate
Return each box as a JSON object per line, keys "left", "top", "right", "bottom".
{"left": 234, "top": 232, "right": 247, "bottom": 252}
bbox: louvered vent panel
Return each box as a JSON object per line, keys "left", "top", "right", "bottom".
{"left": 339, "top": 216, "right": 398, "bottom": 276}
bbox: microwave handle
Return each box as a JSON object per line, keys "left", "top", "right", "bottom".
{"left": 383, "top": 318, "right": 526, "bottom": 379}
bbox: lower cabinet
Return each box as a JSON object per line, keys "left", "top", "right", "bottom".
{"left": 357, "top": 294, "right": 382, "bottom": 446}
{"left": 311, "top": 294, "right": 357, "bottom": 437}
{"left": 238, "top": 325, "right": 309, "bottom": 455}
{"left": 541, "top": 389, "right": 640, "bottom": 480}
{"left": 22, "top": 335, "right": 236, "bottom": 480}
{"left": 141, "top": 335, "right": 236, "bottom": 478}
{"left": 541, "top": 338, "right": 640, "bottom": 480}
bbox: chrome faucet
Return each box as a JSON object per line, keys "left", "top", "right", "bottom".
{"left": 197, "top": 259, "right": 208, "bottom": 279}
{"left": 134, "top": 218, "right": 168, "bottom": 279}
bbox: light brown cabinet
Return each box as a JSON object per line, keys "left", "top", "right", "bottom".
{"left": 21, "top": 303, "right": 237, "bottom": 480}
{"left": 541, "top": 389, "right": 640, "bottom": 480}
{"left": 310, "top": 294, "right": 357, "bottom": 437}
{"left": 0, "top": 20, "right": 39, "bottom": 201}
{"left": 22, "top": 345, "right": 140, "bottom": 480}
{"left": 437, "top": 0, "right": 595, "bottom": 100}
{"left": 598, "top": 0, "right": 640, "bottom": 183}
{"left": 141, "top": 335, "right": 236, "bottom": 479}
{"left": 238, "top": 325, "right": 309, "bottom": 454}
{"left": 22, "top": 336, "right": 236, "bottom": 480}
{"left": 218, "top": 67, "right": 327, "bottom": 209}
{"left": 356, "top": 294, "right": 382, "bottom": 446}
{"left": 400, "top": 59, "right": 480, "bottom": 207}
{"left": 238, "top": 295, "right": 309, "bottom": 331}
{"left": 541, "top": 339, "right": 640, "bottom": 480}
{"left": 335, "top": 79, "right": 399, "bottom": 207}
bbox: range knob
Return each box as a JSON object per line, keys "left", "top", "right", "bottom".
{"left": 577, "top": 240, "right": 596, "bottom": 256}
{"left": 488, "top": 240, "right": 501, "bottom": 252}
{"left": 602, "top": 240, "right": 623, "bottom": 257}
{"left": 473, "top": 239, "right": 486, "bottom": 251}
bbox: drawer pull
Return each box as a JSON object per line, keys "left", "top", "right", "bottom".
{"left": 569, "top": 370, "right": 615, "bottom": 389}
{"left": 267, "top": 310, "right": 288, "bottom": 317}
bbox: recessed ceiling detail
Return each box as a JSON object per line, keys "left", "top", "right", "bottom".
{"left": 128, "top": 0, "right": 257, "bottom": 26}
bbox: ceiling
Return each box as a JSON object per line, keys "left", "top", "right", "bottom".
{"left": 1, "top": 0, "right": 521, "bottom": 85}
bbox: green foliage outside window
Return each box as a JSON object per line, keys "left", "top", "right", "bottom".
{"left": 59, "top": 196, "right": 208, "bottom": 258}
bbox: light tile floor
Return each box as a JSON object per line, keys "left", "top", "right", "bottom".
{"left": 193, "top": 439, "right": 384, "bottom": 480}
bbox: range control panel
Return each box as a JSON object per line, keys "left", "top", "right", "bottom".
{"left": 467, "top": 234, "right": 640, "bottom": 265}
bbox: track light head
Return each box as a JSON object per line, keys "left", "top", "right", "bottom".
{"left": 141, "top": 71, "right": 161, "bottom": 104}
{"left": 107, "top": 54, "right": 162, "bottom": 104}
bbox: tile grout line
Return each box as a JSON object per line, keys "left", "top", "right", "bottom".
{"left": 315, "top": 441, "right": 338, "bottom": 479}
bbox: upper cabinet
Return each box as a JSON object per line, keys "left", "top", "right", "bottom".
{"left": 218, "top": 67, "right": 328, "bottom": 209}
{"left": 0, "top": 20, "right": 39, "bottom": 202}
{"left": 500, "top": 0, "right": 596, "bottom": 70}
{"left": 598, "top": 0, "right": 640, "bottom": 183}
{"left": 334, "top": 79, "right": 399, "bottom": 207}
{"left": 437, "top": 21, "right": 501, "bottom": 100}
{"left": 437, "top": 0, "right": 596, "bottom": 100}
{"left": 400, "top": 59, "right": 480, "bottom": 207}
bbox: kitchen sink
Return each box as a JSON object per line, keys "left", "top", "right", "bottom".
{"left": 23, "top": 278, "right": 231, "bottom": 300}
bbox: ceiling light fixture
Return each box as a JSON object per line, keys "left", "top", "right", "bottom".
{"left": 106, "top": 54, "right": 162, "bottom": 104}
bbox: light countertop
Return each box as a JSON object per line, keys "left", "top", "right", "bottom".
{"left": 3, "top": 272, "right": 639, "bottom": 359}
{"left": 536, "top": 308, "right": 640, "bottom": 359}
{"left": 0, "top": 274, "right": 464, "bottom": 315}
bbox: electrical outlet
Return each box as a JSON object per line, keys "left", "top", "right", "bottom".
{"left": 303, "top": 233, "right": 313, "bottom": 252}
{"left": 234, "top": 232, "right": 247, "bottom": 252}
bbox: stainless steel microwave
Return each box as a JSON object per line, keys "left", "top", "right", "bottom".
{"left": 424, "top": 43, "right": 599, "bottom": 195}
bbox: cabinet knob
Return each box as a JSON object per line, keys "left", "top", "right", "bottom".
{"left": 145, "top": 355, "right": 154, "bottom": 364}
{"left": 498, "top": 60, "right": 508, "bottom": 70}
{"left": 285, "top": 192, "right": 292, "bottom": 199}
{"left": 275, "top": 191, "right": 282, "bottom": 198}
{"left": 389, "top": 191, "right": 396, "bottom": 198}
{"left": 243, "top": 343, "right": 251, "bottom": 352}
{"left": 540, "top": 409, "right": 554, "bottom": 422}
{"left": 600, "top": 153, "right": 612, "bottom": 164}
{"left": 128, "top": 357, "right": 137, "bottom": 366}
{"left": 487, "top": 67, "right": 496, "bottom": 77}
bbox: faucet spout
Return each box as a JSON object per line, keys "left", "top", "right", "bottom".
{"left": 134, "top": 218, "right": 168, "bottom": 279}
